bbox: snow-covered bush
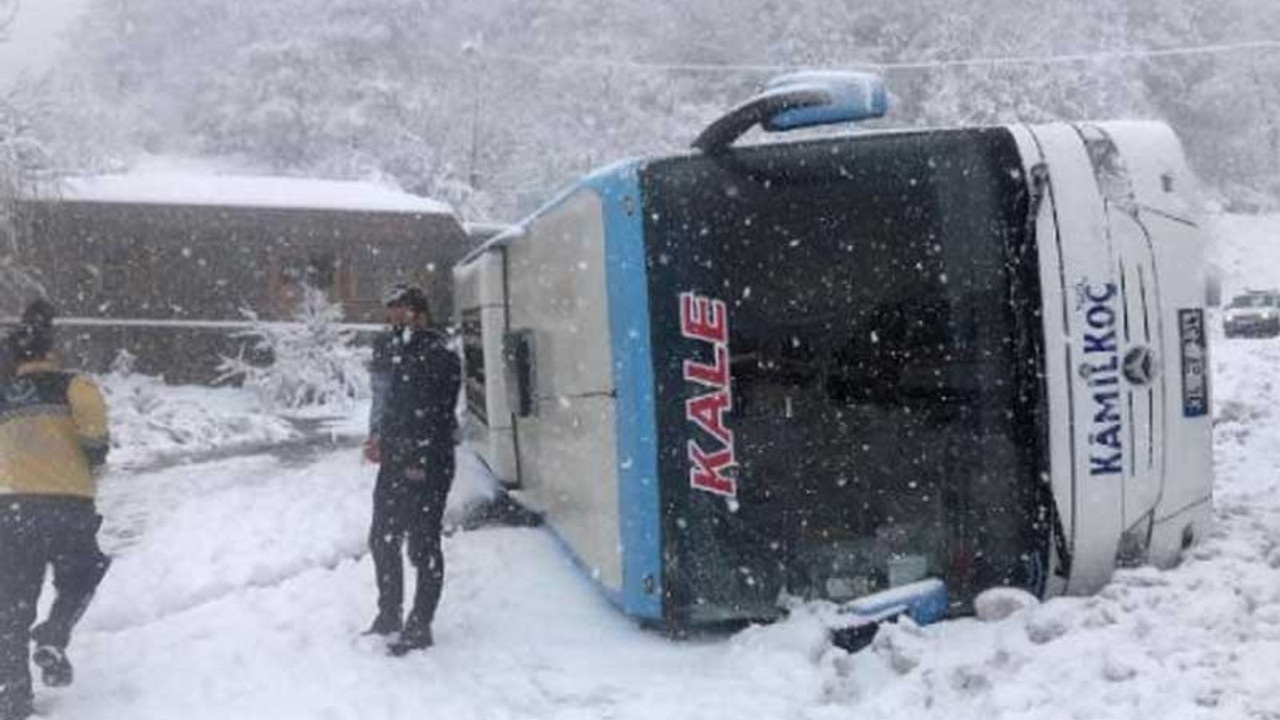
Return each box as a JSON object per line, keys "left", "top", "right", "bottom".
{"left": 100, "top": 358, "right": 298, "bottom": 468}
{"left": 216, "top": 284, "right": 370, "bottom": 411}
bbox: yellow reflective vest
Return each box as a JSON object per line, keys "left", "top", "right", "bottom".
{"left": 0, "top": 360, "right": 109, "bottom": 498}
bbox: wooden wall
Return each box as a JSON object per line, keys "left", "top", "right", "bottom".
{"left": 10, "top": 200, "right": 475, "bottom": 382}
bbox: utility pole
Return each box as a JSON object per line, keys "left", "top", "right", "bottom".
{"left": 463, "top": 41, "right": 484, "bottom": 191}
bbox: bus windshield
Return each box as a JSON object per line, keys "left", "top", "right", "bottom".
{"left": 642, "top": 128, "right": 1050, "bottom": 623}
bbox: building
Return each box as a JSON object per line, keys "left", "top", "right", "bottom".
{"left": 9, "top": 172, "right": 473, "bottom": 382}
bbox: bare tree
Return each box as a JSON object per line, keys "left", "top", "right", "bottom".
{"left": 0, "top": 78, "right": 49, "bottom": 315}
{"left": 0, "top": 0, "right": 18, "bottom": 40}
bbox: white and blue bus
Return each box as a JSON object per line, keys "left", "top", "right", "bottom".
{"left": 454, "top": 74, "right": 1213, "bottom": 632}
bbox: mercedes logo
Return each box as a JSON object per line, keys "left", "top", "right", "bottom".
{"left": 1122, "top": 346, "right": 1158, "bottom": 386}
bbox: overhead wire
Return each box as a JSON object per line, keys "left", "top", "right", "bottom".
{"left": 478, "top": 39, "right": 1280, "bottom": 75}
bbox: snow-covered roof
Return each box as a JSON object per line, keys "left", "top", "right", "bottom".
{"left": 37, "top": 172, "right": 455, "bottom": 215}
{"left": 463, "top": 220, "right": 519, "bottom": 239}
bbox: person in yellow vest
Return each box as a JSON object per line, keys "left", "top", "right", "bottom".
{"left": 0, "top": 300, "right": 110, "bottom": 720}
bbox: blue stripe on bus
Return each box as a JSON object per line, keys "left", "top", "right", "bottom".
{"left": 589, "top": 162, "right": 664, "bottom": 620}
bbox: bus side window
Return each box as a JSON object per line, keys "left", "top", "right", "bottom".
{"left": 461, "top": 309, "right": 487, "bottom": 424}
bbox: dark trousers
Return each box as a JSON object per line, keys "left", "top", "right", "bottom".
{"left": 0, "top": 497, "right": 110, "bottom": 716}
{"left": 368, "top": 454, "right": 453, "bottom": 633}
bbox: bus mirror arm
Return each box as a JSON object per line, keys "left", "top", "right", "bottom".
{"left": 829, "top": 578, "right": 948, "bottom": 652}
{"left": 693, "top": 71, "right": 889, "bottom": 154}
{"left": 692, "top": 87, "right": 833, "bottom": 155}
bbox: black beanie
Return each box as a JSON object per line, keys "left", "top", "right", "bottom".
{"left": 12, "top": 298, "right": 56, "bottom": 360}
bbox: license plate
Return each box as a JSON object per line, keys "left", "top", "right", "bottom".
{"left": 1178, "top": 309, "right": 1209, "bottom": 417}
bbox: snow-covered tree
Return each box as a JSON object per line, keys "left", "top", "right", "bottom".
{"left": 34, "top": 0, "right": 1280, "bottom": 215}
{"left": 0, "top": 0, "right": 16, "bottom": 39}
{"left": 216, "top": 284, "right": 370, "bottom": 412}
{"left": 0, "top": 82, "right": 49, "bottom": 316}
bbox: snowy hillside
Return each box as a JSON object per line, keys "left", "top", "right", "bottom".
{"left": 22, "top": 213, "right": 1280, "bottom": 719}
{"left": 1208, "top": 213, "right": 1280, "bottom": 298}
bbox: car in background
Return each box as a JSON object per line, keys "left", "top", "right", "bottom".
{"left": 1223, "top": 290, "right": 1280, "bottom": 338}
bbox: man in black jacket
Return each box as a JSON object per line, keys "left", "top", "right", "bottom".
{"left": 364, "top": 285, "right": 461, "bottom": 656}
{"left": 361, "top": 283, "right": 413, "bottom": 465}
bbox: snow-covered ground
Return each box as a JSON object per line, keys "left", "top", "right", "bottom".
{"left": 103, "top": 372, "right": 299, "bottom": 469}
{"left": 20, "top": 213, "right": 1280, "bottom": 719}
{"left": 102, "top": 371, "right": 371, "bottom": 470}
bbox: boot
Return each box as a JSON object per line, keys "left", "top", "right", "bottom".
{"left": 362, "top": 612, "right": 402, "bottom": 637}
{"left": 387, "top": 624, "right": 432, "bottom": 656}
{"left": 32, "top": 645, "right": 73, "bottom": 688}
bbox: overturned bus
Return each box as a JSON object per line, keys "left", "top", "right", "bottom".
{"left": 454, "top": 74, "right": 1213, "bottom": 632}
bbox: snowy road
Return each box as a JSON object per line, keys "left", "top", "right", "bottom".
{"left": 59, "top": 449, "right": 843, "bottom": 720}
{"left": 24, "top": 279, "right": 1280, "bottom": 719}
{"left": 29, "top": 329, "right": 1278, "bottom": 720}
